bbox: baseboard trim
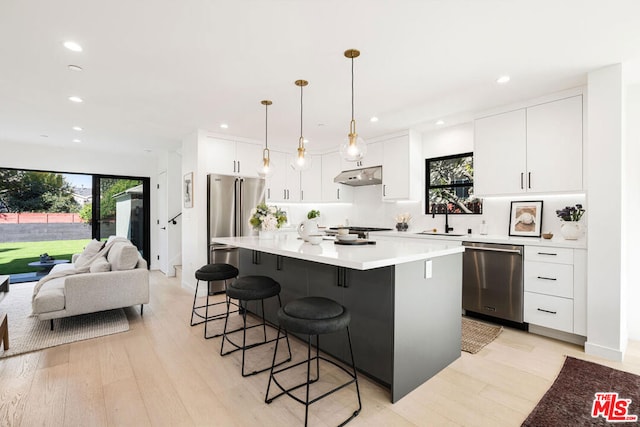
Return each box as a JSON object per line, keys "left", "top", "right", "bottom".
{"left": 585, "top": 341, "right": 625, "bottom": 362}
{"left": 528, "top": 324, "right": 586, "bottom": 346}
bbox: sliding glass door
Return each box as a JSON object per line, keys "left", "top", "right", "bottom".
{"left": 93, "top": 175, "right": 150, "bottom": 262}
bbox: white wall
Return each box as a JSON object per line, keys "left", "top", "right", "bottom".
{"left": 585, "top": 64, "right": 626, "bottom": 360}
{"left": 0, "top": 140, "right": 160, "bottom": 269}
{"left": 624, "top": 83, "right": 640, "bottom": 340}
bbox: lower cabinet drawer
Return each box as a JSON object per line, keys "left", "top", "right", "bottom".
{"left": 524, "top": 292, "right": 573, "bottom": 333}
{"left": 524, "top": 261, "right": 573, "bottom": 298}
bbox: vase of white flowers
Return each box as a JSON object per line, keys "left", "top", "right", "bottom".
{"left": 394, "top": 213, "right": 412, "bottom": 231}
{"left": 249, "top": 203, "right": 287, "bottom": 239}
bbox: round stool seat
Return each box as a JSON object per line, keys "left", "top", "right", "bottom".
{"left": 195, "top": 263, "right": 239, "bottom": 282}
{"left": 226, "top": 276, "right": 281, "bottom": 301}
{"left": 278, "top": 296, "right": 350, "bottom": 335}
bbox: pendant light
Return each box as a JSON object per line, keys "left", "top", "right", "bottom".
{"left": 257, "top": 100, "right": 274, "bottom": 178}
{"left": 292, "top": 79, "right": 310, "bottom": 171}
{"left": 340, "top": 48, "right": 367, "bottom": 162}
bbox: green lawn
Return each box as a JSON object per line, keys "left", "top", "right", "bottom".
{"left": 0, "top": 239, "right": 91, "bottom": 275}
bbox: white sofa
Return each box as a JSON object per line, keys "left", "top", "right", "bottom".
{"left": 32, "top": 238, "right": 149, "bottom": 329}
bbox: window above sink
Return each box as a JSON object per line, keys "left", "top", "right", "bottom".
{"left": 425, "top": 152, "right": 483, "bottom": 215}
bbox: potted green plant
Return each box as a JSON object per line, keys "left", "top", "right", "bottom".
{"left": 307, "top": 209, "right": 320, "bottom": 220}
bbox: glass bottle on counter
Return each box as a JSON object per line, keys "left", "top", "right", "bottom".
{"left": 480, "top": 220, "right": 488, "bottom": 235}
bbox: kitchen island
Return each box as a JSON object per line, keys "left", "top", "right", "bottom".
{"left": 212, "top": 234, "right": 465, "bottom": 402}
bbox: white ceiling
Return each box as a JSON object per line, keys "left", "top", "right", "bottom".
{"left": 1, "top": 0, "right": 640, "bottom": 155}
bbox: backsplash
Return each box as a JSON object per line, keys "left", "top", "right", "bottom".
{"left": 275, "top": 186, "right": 586, "bottom": 241}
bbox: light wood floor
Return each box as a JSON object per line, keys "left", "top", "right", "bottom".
{"left": 2, "top": 271, "right": 640, "bottom": 427}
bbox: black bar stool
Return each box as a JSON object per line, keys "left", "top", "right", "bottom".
{"left": 220, "top": 275, "right": 291, "bottom": 377}
{"left": 190, "top": 263, "right": 239, "bottom": 339}
{"left": 265, "top": 296, "right": 362, "bottom": 426}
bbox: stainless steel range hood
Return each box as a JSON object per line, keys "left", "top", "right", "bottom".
{"left": 333, "top": 166, "right": 382, "bottom": 186}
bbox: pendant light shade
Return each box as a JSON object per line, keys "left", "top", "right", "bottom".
{"left": 257, "top": 100, "right": 274, "bottom": 178}
{"left": 292, "top": 79, "right": 310, "bottom": 171}
{"left": 340, "top": 48, "right": 367, "bottom": 162}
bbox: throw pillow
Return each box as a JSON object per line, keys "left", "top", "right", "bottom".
{"left": 89, "top": 256, "right": 111, "bottom": 273}
{"left": 107, "top": 242, "right": 139, "bottom": 271}
{"left": 74, "top": 239, "right": 105, "bottom": 268}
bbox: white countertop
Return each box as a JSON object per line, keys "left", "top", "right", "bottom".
{"left": 211, "top": 234, "right": 464, "bottom": 270}
{"left": 370, "top": 230, "right": 587, "bottom": 249}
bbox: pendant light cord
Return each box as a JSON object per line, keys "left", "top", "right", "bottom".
{"left": 300, "top": 84, "right": 304, "bottom": 144}
{"left": 351, "top": 56, "right": 355, "bottom": 121}
{"left": 265, "top": 103, "right": 268, "bottom": 149}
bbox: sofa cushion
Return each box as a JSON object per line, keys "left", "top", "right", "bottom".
{"left": 33, "top": 277, "right": 66, "bottom": 314}
{"left": 107, "top": 242, "right": 139, "bottom": 271}
{"left": 74, "top": 239, "right": 105, "bottom": 268}
{"left": 89, "top": 256, "right": 111, "bottom": 273}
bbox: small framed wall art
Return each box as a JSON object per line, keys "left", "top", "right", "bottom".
{"left": 509, "top": 200, "right": 543, "bottom": 237}
{"left": 184, "top": 172, "right": 194, "bottom": 208}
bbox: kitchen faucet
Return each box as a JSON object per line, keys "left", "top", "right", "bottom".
{"left": 432, "top": 203, "right": 454, "bottom": 233}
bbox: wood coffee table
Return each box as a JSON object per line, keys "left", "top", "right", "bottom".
{"left": 0, "top": 275, "right": 8, "bottom": 292}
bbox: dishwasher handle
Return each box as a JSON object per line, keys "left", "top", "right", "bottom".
{"left": 463, "top": 246, "right": 523, "bottom": 255}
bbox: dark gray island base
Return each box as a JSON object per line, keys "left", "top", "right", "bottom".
{"left": 237, "top": 248, "right": 462, "bottom": 403}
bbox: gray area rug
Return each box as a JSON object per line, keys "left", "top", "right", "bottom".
{"left": 0, "top": 282, "right": 129, "bottom": 358}
{"left": 461, "top": 317, "right": 503, "bottom": 354}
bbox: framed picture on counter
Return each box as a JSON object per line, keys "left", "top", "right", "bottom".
{"left": 509, "top": 200, "right": 543, "bottom": 237}
{"left": 184, "top": 172, "right": 193, "bottom": 208}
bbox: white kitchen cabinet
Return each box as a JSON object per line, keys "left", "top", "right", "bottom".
{"left": 202, "top": 136, "right": 263, "bottom": 178}
{"left": 474, "top": 109, "right": 527, "bottom": 195}
{"left": 381, "top": 131, "right": 422, "bottom": 200}
{"left": 526, "top": 95, "right": 583, "bottom": 192}
{"left": 474, "top": 95, "right": 583, "bottom": 196}
{"left": 300, "top": 154, "right": 322, "bottom": 202}
{"left": 321, "top": 151, "right": 353, "bottom": 202}
{"left": 524, "top": 245, "right": 586, "bottom": 336}
{"left": 265, "top": 150, "right": 300, "bottom": 202}
{"left": 343, "top": 142, "right": 383, "bottom": 169}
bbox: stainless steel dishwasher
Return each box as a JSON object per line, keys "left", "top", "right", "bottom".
{"left": 462, "top": 241, "right": 524, "bottom": 323}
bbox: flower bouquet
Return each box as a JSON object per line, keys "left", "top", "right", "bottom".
{"left": 555, "top": 204, "right": 585, "bottom": 240}
{"left": 394, "top": 212, "right": 412, "bottom": 231}
{"left": 249, "top": 203, "right": 287, "bottom": 238}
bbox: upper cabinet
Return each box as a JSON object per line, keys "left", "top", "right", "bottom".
{"left": 265, "top": 150, "right": 300, "bottom": 202}
{"left": 300, "top": 154, "right": 322, "bottom": 202}
{"left": 321, "top": 151, "right": 353, "bottom": 202}
{"left": 201, "top": 136, "right": 264, "bottom": 178}
{"left": 474, "top": 95, "right": 583, "bottom": 196}
{"left": 380, "top": 131, "right": 422, "bottom": 200}
{"left": 344, "top": 142, "right": 383, "bottom": 169}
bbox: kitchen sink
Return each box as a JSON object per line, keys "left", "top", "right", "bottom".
{"left": 415, "top": 232, "right": 468, "bottom": 237}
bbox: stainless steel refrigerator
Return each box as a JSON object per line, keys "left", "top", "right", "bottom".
{"left": 207, "top": 174, "right": 265, "bottom": 293}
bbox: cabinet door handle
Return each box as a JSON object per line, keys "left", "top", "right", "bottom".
{"left": 233, "top": 160, "right": 237, "bottom": 173}
{"left": 237, "top": 161, "right": 240, "bottom": 174}
{"left": 301, "top": 190, "right": 304, "bottom": 201}
{"left": 337, "top": 188, "right": 340, "bottom": 200}
{"left": 537, "top": 276, "right": 557, "bottom": 281}
{"left": 383, "top": 185, "right": 386, "bottom": 197}
{"left": 267, "top": 188, "right": 270, "bottom": 199}
{"left": 283, "top": 189, "right": 286, "bottom": 199}
{"left": 537, "top": 308, "right": 557, "bottom": 315}
{"left": 528, "top": 172, "right": 531, "bottom": 189}
{"left": 520, "top": 172, "right": 524, "bottom": 189}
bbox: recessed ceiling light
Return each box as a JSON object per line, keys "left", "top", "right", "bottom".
{"left": 68, "top": 65, "right": 83, "bottom": 72}
{"left": 72, "top": 126, "right": 83, "bottom": 131}
{"left": 496, "top": 75, "right": 510, "bottom": 84}
{"left": 370, "top": 116, "right": 379, "bottom": 123}
{"left": 436, "top": 120, "right": 445, "bottom": 125}
{"left": 73, "top": 139, "right": 81, "bottom": 143}
{"left": 68, "top": 96, "right": 83, "bottom": 103}
{"left": 63, "top": 41, "right": 83, "bottom": 52}
{"left": 220, "top": 123, "right": 229, "bottom": 129}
